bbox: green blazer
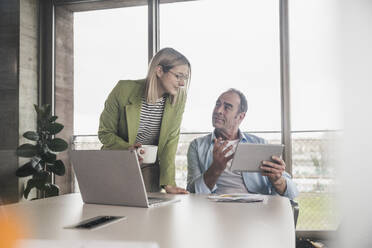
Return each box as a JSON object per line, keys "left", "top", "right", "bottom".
{"left": 98, "top": 79, "right": 187, "bottom": 186}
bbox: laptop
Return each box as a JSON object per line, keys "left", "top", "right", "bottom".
{"left": 70, "top": 150, "right": 179, "bottom": 208}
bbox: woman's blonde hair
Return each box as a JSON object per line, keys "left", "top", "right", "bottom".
{"left": 145, "top": 47, "right": 191, "bottom": 104}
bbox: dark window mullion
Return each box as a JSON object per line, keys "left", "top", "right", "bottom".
{"left": 148, "top": 0, "right": 160, "bottom": 63}
{"left": 279, "top": 0, "right": 292, "bottom": 175}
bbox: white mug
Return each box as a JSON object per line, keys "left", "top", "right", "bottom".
{"left": 136, "top": 145, "right": 158, "bottom": 164}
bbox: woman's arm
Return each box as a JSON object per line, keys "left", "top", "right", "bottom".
{"left": 158, "top": 124, "right": 180, "bottom": 186}
{"left": 98, "top": 83, "right": 131, "bottom": 149}
{"left": 158, "top": 92, "right": 188, "bottom": 193}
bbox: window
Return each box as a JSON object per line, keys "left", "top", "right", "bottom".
{"left": 74, "top": 6, "right": 148, "bottom": 135}
{"left": 160, "top": 0, "right": 281, "bottom": 133}
{"left": 289, "top": 0, "right": 342, "bottom": 230}
{"left": 72, "top": 1, "right": 341, "bottom": 232}
{"left": 160, "top": 0, "right": 281, "bottom": 188}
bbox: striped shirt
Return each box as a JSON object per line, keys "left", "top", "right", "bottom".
{"left": 135, "top": 96, "right": 166, "bottom": 145}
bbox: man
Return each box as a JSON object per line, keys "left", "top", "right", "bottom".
{"left": 187, "top": 89, "right": 298, "bottom": 199}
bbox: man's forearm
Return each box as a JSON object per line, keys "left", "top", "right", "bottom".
{"left": 272, "top": 177, "right": 287, "bottom": 195}
{"left": 203, "top": 164, "right": 223, "bottom": 191}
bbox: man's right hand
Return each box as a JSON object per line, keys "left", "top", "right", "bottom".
{"left": 128, "top": 143, "right": 144, "bottom": 164}
{"left": 203, "top": 138, "right": 234, "bottom": 190}
{"left": 211, "top": 138, "right": 234, "bottom": 172}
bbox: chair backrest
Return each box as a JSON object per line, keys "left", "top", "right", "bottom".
{"left": 290, "top": 200, "right": 300, "bottom": 228}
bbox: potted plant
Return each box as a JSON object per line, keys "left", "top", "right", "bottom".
{"left": 15, "top": 104, "right": 68, "bottom": 199}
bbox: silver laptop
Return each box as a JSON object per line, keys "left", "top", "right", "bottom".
{"left": 70, "top": 150, "right": 179, "bottom": 208}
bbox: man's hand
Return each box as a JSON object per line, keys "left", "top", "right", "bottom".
{"left": 260, "top": 156, "right": 287, "bottom": 195}
{"left": 128, "top": 143, "right": 144, "bottom": 164}
{"left": 164, "top": 185, "right": 189, "bottom": 194}
{"left": 203, "top": 138, "right": 234, "bottom": 190}
{"left": 211, "top": 138, "right": 234, "bottom": 172}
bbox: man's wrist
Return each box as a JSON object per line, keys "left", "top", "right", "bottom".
{"left": 272, "top": 177, "right": 285, "bottom": 187}
{"left": 272, "top": 177, "right": 287, "bottom": 195}
{"left": 210, "top": 162, "right": 224, "bottom": 176}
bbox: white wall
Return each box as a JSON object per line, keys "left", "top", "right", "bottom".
{"left": 336, "top": 0, "right": 372, "bottom": 247}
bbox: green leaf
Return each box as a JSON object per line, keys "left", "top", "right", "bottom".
{"left": 44, "top": 183, "right": 59, "bottom": 197}
{"left": 46, "top": 123, "right": 64, "bottom": 135}
{"left": 16, "top": 144, "right": 37, "bottom": 158}
{"left": 34, "top": 104, "right": 41, "bottom": 116}
{"left": 33, "top": 171, "right": 50, "bottom": 182}
{"left": 33, "top": 177, "right": 47, "bottom": 190}
{"left": 48, "top": 138, "right": 68, "bottom": 152}
{"left": 42, "top": 152, "right": 57, "bottom": 163}
{"left": 16, "top": 162, "right": 36, "bottom": 177}
{"left": 37, "top": 119, "right": 43, "bottom": 130}
{"left": 41, "top": 143, "right": 49, "bottom": 154}
{"left": 47, "top": 160, "right": 65, "bottom": 176}
{"left": 41, "top": 104, "right": 51, "bottom": 119}
{"left": 24, "top": 179, "right": 37, "bottom": 199}
{"left": 30, "top": 157, "right": 43, "bottom": 172}
{"left": 49, "top": 116, "right": 58, "bottom": 122}
{"left": 23, "top": 131, "right": 39, "bottom": 141}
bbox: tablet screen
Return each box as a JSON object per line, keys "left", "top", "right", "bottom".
{"left": 230, "top": 143, "right": 284, "bottom": 172}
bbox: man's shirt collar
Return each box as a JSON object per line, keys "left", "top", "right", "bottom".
{"left": 210, "top": 129, "right": 248, "bottom": 144}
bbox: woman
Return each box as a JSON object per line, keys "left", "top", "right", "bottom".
{"left": 98, "top": 47, "right": 191, "bottom": 194}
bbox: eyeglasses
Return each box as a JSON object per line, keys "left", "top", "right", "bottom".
{"left": 167, "top": 70, "right": 189, "bottom": 82}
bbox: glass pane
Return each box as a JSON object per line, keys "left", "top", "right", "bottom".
{"left": 74, "top": 7, "right": 148, "bottom": 135}
{"left": 291, "top": 131, "right": 340, "bottom": 230}
{"left": 289, "top": 0, "right": 343, "bottom": 131}
{"left": 160, "top": 0, "right": 281, "bottom": 133}
{"left": 289, "top": 0, "right": 342, "bottom": 231}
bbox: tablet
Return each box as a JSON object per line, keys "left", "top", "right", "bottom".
{"left": 230, "top": 143, "right": 284, "bottom": 172}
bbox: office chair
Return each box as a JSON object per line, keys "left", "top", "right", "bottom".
{"left": 290, "top": 200, "right": 299, "bottom": 228}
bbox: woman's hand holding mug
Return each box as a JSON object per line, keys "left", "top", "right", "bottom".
{"left": 136, "top": 145, "right": 158, "bottom": 164}
{"left": 129, "top": 143, "right": 158, "bottom": 164}
{"left": 128, "top": 143, "right": 144, "bottom": 164}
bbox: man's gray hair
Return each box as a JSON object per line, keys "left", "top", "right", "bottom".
{"left": 225, "top": 88, "right": 248, "bottom": 113}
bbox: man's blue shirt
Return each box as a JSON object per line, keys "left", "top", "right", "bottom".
{"left": 186, "top": 131, "right": 298, "bottom": 200}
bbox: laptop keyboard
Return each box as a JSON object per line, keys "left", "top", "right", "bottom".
{"left": 148, "top": 197, "right": 168, "bottom": 205}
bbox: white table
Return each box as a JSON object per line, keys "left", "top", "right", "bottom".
{"left": 4, "top": 193, "right": 295, "bottom": 248}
